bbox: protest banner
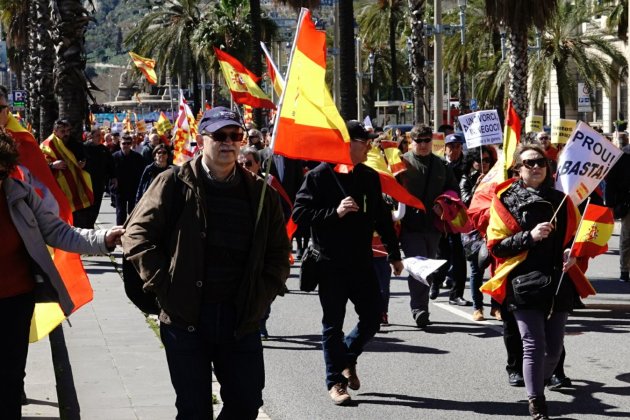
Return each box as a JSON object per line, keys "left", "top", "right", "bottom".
{"left": 111, "top": 122, "right": 124, "bottom": 134}
{"left": 551, "top": 119, "right": 576, "bottom": 144}
{"left": 555, "top": 122, "right": 622, "bottom": 205}
{"left": 457, "top": 110, "right": 503, "bottom": 148}
{"left": 432, "top": 132, "right": 445, "bottom": 157}
{"left": 403, "top": 257, "right": 448, "bottom": 286}
{"left": 525, "top": 115, "right": 543, "bottom": 133}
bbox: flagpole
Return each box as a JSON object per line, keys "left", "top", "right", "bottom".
{"left": 255, "top": 8, "right": 308, "bottom": 228}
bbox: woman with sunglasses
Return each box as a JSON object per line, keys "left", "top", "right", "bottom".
{"left": 483, "top": 144, "right": 581, "bottom": 419}
{"left": 136, "top": 144, "right": 172, "bottom": 203}
{"left": 0, "top": 134, "right": 124, "bottom": 418}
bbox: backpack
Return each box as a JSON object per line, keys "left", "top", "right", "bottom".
{"left": 122, "top": 166, "right": 185, "bottom": 315}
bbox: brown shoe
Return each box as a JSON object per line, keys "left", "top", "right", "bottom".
{"left": 342, "top": 364, "right": 360, "bottom": 390}
{"left": 329, "top": 383, "right": 351, "bottom": 405}
{"left": 472, "top": 309, "right": 485, "bottom": 321}
{"left": 490, "top": 307, "right": 503, "bottom": 321}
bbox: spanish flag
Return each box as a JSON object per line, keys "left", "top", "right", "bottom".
{"left": 261, "top": 41, "right": 285, "bottom": 97}
{"left": 481, "top": 179, "right": 595, "bottom": 303}
{"left": 40, "top": 134, "right": 94, "bottom": 212}
{"left": 6, "top": 114, "right": 93, "bottom": 342}
{"left": 213, "top": 47, "right": 276, "bottom": 110}
{"left": 129, "top": 51, "right": 158, "bottom": 85}
{"left": 113, "top": 114, "right": 119, "bottom": 123}
{"left": 571, "top": 203, "right": 614, "bottom": 258}
{"left": 503, "top": 99, "right": 521, "bottom": 178}
{"left": 272, "top": 8, "right": 351, "bottom": 165}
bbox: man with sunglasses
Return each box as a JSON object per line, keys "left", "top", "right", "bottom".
{"left": 293, "top": 120, "right": 403, "bottom": 405}
{"left": 122, "top": 106, "right": 290, "bottom": 419}
{"left": 111, "top": 132, "right": 145, "bottom": 224}
{"left": 536, "top": 131, "right": 558, "bottom": 163}
{"left": 396, "top": 124, "right": 459, "bottom": 328}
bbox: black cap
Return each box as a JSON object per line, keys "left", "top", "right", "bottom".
{"left": 445, "top": 133, "right": 465, "bottom": 144}
{"left": 346, "top": 120, "right": 378, "bottom": 141}
{"left": 198, "top": 106, "right": 242, "bottom": 134}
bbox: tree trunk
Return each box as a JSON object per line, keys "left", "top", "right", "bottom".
{"left": 554, "top": 59, "right": 567, "bottom": 119}
{"left": 339, "top": 0, "right": 357, "bottom": 120}
{"left": 250, "top": 0, "right": 264, "bottom": 128}
{"left": 26, "top": 2, "right": 39, "bottom": 138}
{"left": 389, "top": 7, "right": 398, "bottom": 100}
{"left": 38, "top": 0, "right": 56, "bottom": 140}
{"left": 508, "top": 30, "right": 529, "bottom": 124}
{"left": 407, "top": 0, "right": 427, "bottom": 124}
{"left": 458, "top": 70, "right": 467, "bottom": 115}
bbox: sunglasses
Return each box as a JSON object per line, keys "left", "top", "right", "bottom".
{"left": 481, "top": 158, "right": 492, "bottom": 164}
{"left": 412, "top": 137, "right": 432, "bottom": 144}
{"left": 351, "top": 138, "right": 372, "bottom": 145}
{"left": 0, "top": 169, "right": 9, "bottom": 180}
{"left": 209, "top": 131, "right": 244, "bottom": 143}
{"left": 539, "top": 136, "right": 550, "bottom": 141}
{"left": 241, "top": 160, "right": 254, "bottom": 168}
{"left": 121, "top": 141, "right": 132, "bottom": 145}
{"left": 522, "top": 157, "right": 547, "bottom": 169}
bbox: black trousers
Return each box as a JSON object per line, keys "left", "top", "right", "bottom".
{"left": 0, "top": 292, "right": 35, "bottom": 420}
{"left": 434, "top": 233, "right": 467, "bottom": 299}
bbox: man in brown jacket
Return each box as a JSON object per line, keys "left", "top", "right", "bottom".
{"left": 122, "top": 106, "right": 290, "bottom": 419}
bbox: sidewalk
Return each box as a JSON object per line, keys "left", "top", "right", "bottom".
{"left": 22, "top": 203, "right": 270, "bottom": 419}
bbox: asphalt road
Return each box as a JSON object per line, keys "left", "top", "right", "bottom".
{"left": 260, "top": 226, "right": 630, "bottom": 420}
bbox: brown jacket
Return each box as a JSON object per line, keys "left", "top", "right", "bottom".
{"left": 121, "top": 155, "right": 291, "bottom": 337}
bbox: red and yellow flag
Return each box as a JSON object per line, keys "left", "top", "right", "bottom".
{"left": 129, "top": 51, "right": 158, "bottom": 84}
{"left": 172, "top": 91, "right": 198, "bottom": 165}
{"left": 113, "top": 114, "right": 119, "bottom": 123}
{"left": 272, "top": 8, "right": 351, "bottom": 164}
{"left": 571, "top": 203, "right": 614, "bottom": 258}
{"left": 213, "top": 47, "right": 276, "bottom": 110}
{"left": 155, "top": 111, "right": 173, "bottom": 136}
{"left": 40, "top": 134, "right": 94, "bottom": 212}
{"left": 261, "top": 41, "right": 285, "bottom": 97}
{"left": 503, "top": 99, "right": 521, "bottom": 178}
{"left": 7, "top": 114, "right": 93, "bottom": 342}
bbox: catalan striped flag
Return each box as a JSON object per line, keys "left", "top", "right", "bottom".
{"left": 571, "top": 203, "right": 614, "bottom": 258}
{"left": 155, "top": 111, "right": 173, "bottom": 135}
{"left": 40, "top": 134, "right": 94, "bottom": 212}
{"left": 214, "top": 47, "right": 276, "bottom": 110}
{"left": 6, "top": 113, "right": 93, "bottom": 342}
{"left": 129, "top": 52, "right": 158, "bottom": 84}
{"left": 272, "top": 8, "right": 351, "bottom": 165}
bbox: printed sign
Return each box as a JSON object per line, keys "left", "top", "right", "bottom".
{"left": 111, "top": 122, "right": 124, "bottom": 134}
{"left": 432, "top": 132, "right": 445, "bottom": 157}
{"left": 551, "top": 119, "right": 576, "bottom": 144}
{"left": 577, "top": 83, "right": 592, "bottom": 113}
{"left": 525, "top": 116, "right": 543, "bottom": 133}
{"left": 403, "top": 257, "right": 448, "bottom": 286}
{"left": 555, "top": 122, "right": 622, "bottom": 205}
{"left": 457, "top": 110, "right": 503, "bottom": 148}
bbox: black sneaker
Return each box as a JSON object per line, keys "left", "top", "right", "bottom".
{"left": 547, "top": 374, "right": 572, "bottom": 390}
{"left": 620, "top": 271, "right": 629, "bottom": 282}
{"left": 508, "top": 372, "right": 525, "bottom": 387}
{"left": 414, "top": 311, "right": 430, "bottom": 328}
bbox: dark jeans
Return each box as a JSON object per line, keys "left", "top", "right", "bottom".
{"left": 373, "top": 257, "right": 392, "bottom": 313}
{"left": 502, "top": 305, "right": 524, "bottom": 376}
{"left": 0, "top": 292, "right": 35, "bottom": 419}
{"left": 434, "top": 233, "right": 467, "bottom": 299}
{"left": 115, "top": 195, "right": 135, "bottom": 225}
{"left": 317, "top": 260, "right": 381, "bottom": 390}
{"left": 160, "top": 303, "right": 264, "bottom": 420}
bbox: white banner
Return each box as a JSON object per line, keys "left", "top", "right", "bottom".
{"left": 403, "top": 257, "right": 448, "bottom": 286}
{"left": 555, "top": 122, "right": 622, "bottom": 205}
{"left": 457, "top": 110, "right": 503, "bottom": 148}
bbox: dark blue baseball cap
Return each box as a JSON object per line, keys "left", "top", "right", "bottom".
{"left": 198, "top": 107, "right": 242, "bottom": 134}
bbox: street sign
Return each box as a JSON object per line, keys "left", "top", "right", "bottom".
{"left": 11, "top": 90, "right": 27, "bottom": 111}
{"left": 578, "top": 82, "right": 592, "bottom": 113}
{"left": 470, "top": 98, "right": 478, "bottom": 111}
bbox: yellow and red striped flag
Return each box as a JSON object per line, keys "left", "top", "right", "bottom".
{"left": 129, "top": 51, "right": 158, "bottom": 84}
{"left": 243, "top": 105, "right": 253, "bottom": 125}
{"left": 261, "top": 41, "right": 285, "bottom": 97}
{"left": 155, "top": 111, "right": 173, "bottom": 136}
{"left": 503, "top": 99, "right": 521, "bottom": 178}
{"left": 172, "top": 91, "right": 198, "bottom": 165}
{"left": 571, "top": 203, "right": 614, "bottom": 258}
{"left": 272, "top": 8, "right": 351, "bottom": 164}
{"left": 7, "top": 113, "right": 94, "bottom": 341}
{"left": 113, "top": 114, "right": 119, "bottom": 123}
{"left": 213, "top": 47, "right": 276, "bottom": 110}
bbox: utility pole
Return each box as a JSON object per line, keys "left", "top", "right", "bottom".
{"left": 433, "top": 0, "right": 443, "bottom": 131}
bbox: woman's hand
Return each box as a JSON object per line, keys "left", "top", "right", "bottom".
{"left": 530, "top": 222, "right": 554, "bottom": 242}
{"left": 105, "top": 226, "right": 125, "bottom": 249}
{"left": 562, "top": 249, "right": 576, "bottom": 272}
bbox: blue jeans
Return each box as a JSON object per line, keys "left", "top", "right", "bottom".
{"left": 373, "top": 257, "right": 392, "bottom": 313}
{"left": 317, "top": 260, "right": 381, "bottom": 390}
{"left": 115, "top": 195, "right": 135, "bottom": 225}
{"left": 160, "top": 303, "right": 264, "bottom": 420}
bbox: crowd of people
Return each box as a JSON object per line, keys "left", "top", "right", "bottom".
{"left": 2, "top": 86, "right": 629, "bottom": 419}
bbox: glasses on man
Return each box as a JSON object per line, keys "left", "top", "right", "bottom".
{"left": 121, "top": 141, "right": 132, "bottom": 145}
{"left": 241, "top": 160, "right": 254, "bottom": 168}
{"left": 412, "top": 137, "right": 432, "bottom": 144}
{"left": 522, "top": 157, "right": 547, "bottom": 169}
{"left": 351, "top": 138, "right": 372, "bottom": 146}
{"left": 207, "top": 131, "right": 244, "bottom": 143}
{"left": 539, "top": 136, "right": 550, "bottom": 141}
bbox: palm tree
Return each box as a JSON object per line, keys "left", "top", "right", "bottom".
{"left": 30, "top": 0, "right": 56, "bottom": 139}
{"left": 358, "top": 0, "right": 406, "bottom": 101}
{"left": 604, "top": 0, "right": 628, "bottom": 42}
{"left": 50, "top": 0, "right": 95, "bottom": 139}
{"left": 0, "top": 0, "right": 28, "bottom": 88}
{"left": 529, "top": 0, "right": 628, "bottom": 118}
{"left": 484, "top": 0, "right": 558, "bottom": 120}
{"left": 407, "top": 0, "right": 427, "bottom": 123}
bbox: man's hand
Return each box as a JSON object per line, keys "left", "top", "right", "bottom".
{"left": 562, "top": 249, "right": 576, "bottom": 272}
{"left": 336, "top": 196, "right": 359, "bottom": 218}
{"left": 530, "top": 222, "right": 554, "bottom": 242}
{"left": 105, "top": 226, "right": 125, "bottom": 249}
{"left": 391, "top": 260, "right": 404, "bottom": 276}
{"left": 51, "top": 160, "right": 67, "bottom": 170}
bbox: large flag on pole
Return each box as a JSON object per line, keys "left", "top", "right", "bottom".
{"left": 7, "top": 114, "right": 93, "bottom": 342}
{"left": 261, "top": 41, "right": 285, "bottom": 97}
{"left": 129, "top": 52, "right": 158, "bottom": 84}
{"left": 570, "top": 203, "right": 614, "bottom": 258}
{"left": 271, "top": 8, "right": 351, "bottom": 165}
{"left": 503, "top": 99, "right": 521, "bottom": 179}
{"left": 213, "top": 47, "right": 276, "bottom": 110}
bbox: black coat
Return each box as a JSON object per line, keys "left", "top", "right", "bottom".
{"left": 112, "top": 150, "right": 145, "bottom": 200}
